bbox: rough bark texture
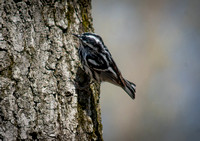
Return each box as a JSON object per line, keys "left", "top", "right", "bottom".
{"left": 0, "top": 0, "right": 103, "bottom": 140}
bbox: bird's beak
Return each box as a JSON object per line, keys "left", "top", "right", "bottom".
{"left": 72, "top": 33, "right": 80, "bottom": 39}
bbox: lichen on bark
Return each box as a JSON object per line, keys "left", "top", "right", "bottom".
{"left": 0, "top": 0, "right": 103, "bottom": 140}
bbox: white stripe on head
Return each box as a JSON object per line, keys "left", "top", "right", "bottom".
{"left": 87, "top": 35, "right": 102, "bottom": 44}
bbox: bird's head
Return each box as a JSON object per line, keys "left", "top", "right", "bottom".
{"left": 73, "top": 32, "right": 104, "bottom": 51}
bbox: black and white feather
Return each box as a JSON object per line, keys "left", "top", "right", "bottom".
{"left": 73, "top": 32, "right": 136, "bottom": 99}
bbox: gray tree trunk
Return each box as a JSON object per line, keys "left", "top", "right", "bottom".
{"left": 0, "top": 0, "right": 103, "bottom": 140}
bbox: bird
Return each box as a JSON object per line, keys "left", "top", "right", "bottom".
{"left": 73, "top": 32, "right": 136, "bottom": 99}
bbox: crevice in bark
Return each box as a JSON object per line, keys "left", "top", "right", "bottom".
{"left": 29, "top": 132, "right": 38, "bottom": 140}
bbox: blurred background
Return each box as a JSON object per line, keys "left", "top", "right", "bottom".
{"left": 92, "top": 0, "right": 200, "bottom": 141}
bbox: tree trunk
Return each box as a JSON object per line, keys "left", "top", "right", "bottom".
{"left": 0, "top": 0, "right": 103, "bottom": 140}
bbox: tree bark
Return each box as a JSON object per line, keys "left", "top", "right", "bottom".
{"left": 0, "top": 0, "right": 103, "bottom": 140}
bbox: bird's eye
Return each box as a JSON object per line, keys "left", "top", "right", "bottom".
{"left": 81, "top": 36, "right": 87, "bottom": 42}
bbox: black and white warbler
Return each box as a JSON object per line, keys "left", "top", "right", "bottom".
{"left": 73, "top": 32, "right": 136, "bottom": 99}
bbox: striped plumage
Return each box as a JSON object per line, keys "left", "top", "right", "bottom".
{"left": 73, "top": 32, "right": 136, "bottom": 99}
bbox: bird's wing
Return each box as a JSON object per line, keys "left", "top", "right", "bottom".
{"left": 86, "top": 53, "right": 108, "bottom": 71}
{"left": 86, "top": 52, "right": 125, "bottom": 86}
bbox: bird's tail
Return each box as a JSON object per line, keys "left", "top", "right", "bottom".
{"left": 122, "top": 79, "right": 136, "bottom": 99}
